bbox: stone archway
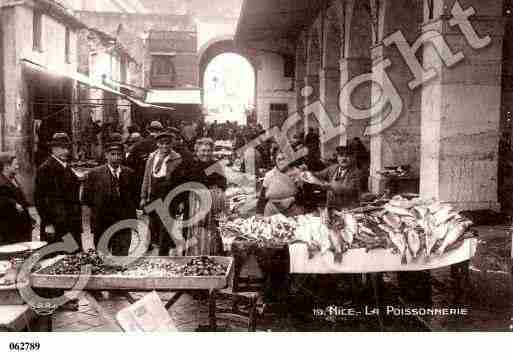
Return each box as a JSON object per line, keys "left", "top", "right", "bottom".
{"left": 198, "top": 35, "right": 258, "bottom": 115}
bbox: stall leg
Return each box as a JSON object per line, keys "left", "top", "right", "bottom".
{"left": 370, "top": 274, "right": 384, "bottom": 332}
{"left": 450, "top": 261, "right": 470, "bottom": 304}
{"left": 165, "top": 292, "right": 183, "bottom": 310}
{"left": 209, "top": 289, "right": 217, "bottom": 331}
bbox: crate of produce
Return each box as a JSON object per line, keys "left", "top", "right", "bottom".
{"left": 30, "top": 254, "right": 233, "bottom": 291}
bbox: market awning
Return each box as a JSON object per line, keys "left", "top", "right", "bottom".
{"left": 145, "top": 89, "right": 202, "bottom": 105}
{"left": 21, "top": 59, "right": 174, "bottom": 111}
{"left": 235, "top": 0, "right": 327, "bottom": 52}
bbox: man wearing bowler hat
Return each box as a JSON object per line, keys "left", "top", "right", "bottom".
{"left": 35, "top": 132, "right": 83, "bottom": 249}
{"left": 313, "top": 145, "right": 361, "bottom": 210}
{"left": 141, "top": 128, "right": 190, "bottom": 255}
{"left": 83, "top": 133, "right": 139, "bottom": 256}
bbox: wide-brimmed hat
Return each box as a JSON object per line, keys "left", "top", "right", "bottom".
{"left": 105, "top": 133, "right": 124, "bottom": 152}
{"left": 146, "top": 121, "right": 164, "bottom": 132}
{"left": 335, "top": 146, "right": 355, "bottom": 156}
{"left": 49, "top": 133, "right": 72, "bottom": 148}
{"left": 156, "top": 127, "right": 180, "bottom": 142}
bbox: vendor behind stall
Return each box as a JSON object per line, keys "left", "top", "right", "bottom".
{"left": 314, "top": 146, "right": 361, "bottom": 210}
{"left": 256, "top": 151, "right": 304, "bottom": 217}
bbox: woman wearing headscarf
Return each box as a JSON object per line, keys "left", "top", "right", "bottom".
{"left": 0, "top": 152, "right": 33, "bottom": 245}
{"left": 186, "top": 138, "right": 227, "bottom": 256}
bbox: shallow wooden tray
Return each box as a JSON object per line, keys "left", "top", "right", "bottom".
{"left": 30, "top": 256, "right": 233, "bottom": 291}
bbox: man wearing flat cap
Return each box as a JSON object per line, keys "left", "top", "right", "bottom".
{"left": 141, "top": 128, "right": 190, "bottom": 255}
{"left": 313, "top": 145, "right": 361, "bottom": 209}
{"left": 83, "top": 133, "right": 139, "bottom": 256}
{"left": 35, "top": 133, "right": 83, "bottom": 248}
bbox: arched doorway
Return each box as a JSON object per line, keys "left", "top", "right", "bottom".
{"left": 198, "top": 36, "right": 258, "bottom": 125}
{"left": 203, "top": 53, "right": 255, "bottom": 125}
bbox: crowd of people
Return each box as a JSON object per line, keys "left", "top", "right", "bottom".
{"left": 0, "top": 118, "right": 371, "bottom": 258}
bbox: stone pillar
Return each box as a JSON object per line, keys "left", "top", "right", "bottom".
{"left": 370, "top": 44, "right": 422, "bottom": 193}
{"left": 319, "top": 67, "right": 340, "bottom": 159}
{"left": 303, "top": 74, "right": 320, "bottom": 135}
{"left": 2, "top": 6, "right": 35, "bottom": 201}
{"left": 420, "top": 2, "right": 505, "bottom": 211}
{"left": 339, "top": 57, "right": 372, "bottom": 146}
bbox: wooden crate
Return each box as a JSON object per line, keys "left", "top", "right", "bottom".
{"left": 30, "top": 256, "right": 233, "bottom": 291}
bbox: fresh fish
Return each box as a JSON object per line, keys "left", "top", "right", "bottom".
{"left": 329, "top": 229, "right": 344, "bottom": 263}
{"left": 406, "top": 229, "right": 421, "bottom": 258}
{"left": 358, "top": 224, "right": 376, "bottom": 236}
{"left": 427, "top": 201, "right": 443, "bottom": 214}
{"left": 424, "top": 218, "right": 437, "bottom": 256}
{"left": 413, "top": 206, "right": 428, "bottom": 220}
{"left": 343, "top": 213, "right": 358, "bottom": 235}
{"left": 341, "top": 228, "right": 354, "bottom": 246}
{"left": 389, "top": 196, "right": 414, "bottom": 209}
{"left": 402, "top": 216, "right": 418, "bottom": 229}
{"left": 431, "top": 205, "right": 456, "bottom": 225}
{"left": 383, "top": 213, "right": 402, "bottom": 230}
{"left": 384, "top": 204, "right": 415, "bottom": 218}
{"left": 437, "top": 220, "right": 473, "bottom": 255}
{"left": 389, "top": 231, "right": 408, "bottom": 265}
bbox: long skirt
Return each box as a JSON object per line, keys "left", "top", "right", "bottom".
{"left": 185, "top": 188, "right": 225, "bottom": 256}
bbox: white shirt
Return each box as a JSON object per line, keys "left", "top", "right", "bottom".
{"left": 107, "top": 164, "right": 121, "bottom": 179}
{"left": 152, "top": 153, "right": 170, "bottom": 178}
{"left": 52, "top": 155, "right": 67, "bottom": 168}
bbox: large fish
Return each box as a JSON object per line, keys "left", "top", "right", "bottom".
{"left": 413, "top": 206, "right": 428, "bottom": 220}
{"left": 329, "top": 229, "right": 345, "bottom": 263}
{"left": 432, "top": 205, "right": 457, "bottom": 226}
{"left": 406, "top": 229, "right": 421, "bottom": 258}
{"left": 389, "top": 231, "right": 408, "bottom": 264}
{"left": 343, "top": 212, "right": 358, "bottom": 235}
{"left": 384, "top": 204, "right": 415, "bottom": 218}
{"left": 383, "top": 213, "right": 402, "bottom": 230}
{"left": 437, "top": 219, "right": 473, "bottom": 255}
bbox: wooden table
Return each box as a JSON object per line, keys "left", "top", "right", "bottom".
{"left": 30, "top": 256, "right": 233, "bottom": 331}
{"left": 288, "top": 239, "right": 477, "bottom": 331}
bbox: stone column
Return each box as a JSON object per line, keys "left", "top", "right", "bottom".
{"left": 319, "top": 67, "right": 340, "bottom": 159}
{"left": 339, "top": 56, "right": 372, "bottom": 146}
{"left": 303, "top": 74, "right": 320, "bottom": 135}
{"left": 2, "top": 6, "right": 35, "bottom": 201}
{"left": 420, "top": 3, "right": 505, "bottom": 211}
{"left": 370, "top": 44, "right": 422, "bottom": 193}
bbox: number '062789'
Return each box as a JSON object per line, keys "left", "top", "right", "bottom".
{"left": 9, "top": 342, "right": 40, "bottom": 351}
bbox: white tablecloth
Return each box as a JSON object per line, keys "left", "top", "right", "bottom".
{"left": 289, "top": 238, "right": 477, "bottom": 274}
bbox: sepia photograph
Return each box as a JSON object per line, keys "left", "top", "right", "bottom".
{"left": 0, "top": 0, "right": 511, "bottom": 344}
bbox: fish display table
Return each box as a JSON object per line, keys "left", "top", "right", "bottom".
{"left": 289, "top": 238, "right": 477, "bottom": 274}
{"left": 30, "top": 256, "right": 233, "bottom": 331}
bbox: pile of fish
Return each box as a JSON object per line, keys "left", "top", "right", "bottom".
{"left": 221, "top": 214, "right": 297, "bottom": 247}
{"left": 305, "top": 196, "right": 475, "bottom": 264}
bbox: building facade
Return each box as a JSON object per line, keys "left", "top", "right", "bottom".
{"left": 237, "top": 0, "right": 511, "bottom": 213}
{"left": 0, "top": 0, "right": 86, "bottom": 199}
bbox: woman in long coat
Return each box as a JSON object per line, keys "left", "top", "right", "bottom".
{"left": 186, "top": 138, "right": 227, "bottom": 256}
{"left": 0, "top": 152, "right": 33, "bottom": 245}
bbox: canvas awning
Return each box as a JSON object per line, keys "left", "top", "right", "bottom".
{"left": 21, "top": 59, "right": 174, "bottom": 111}
{"left": 145, "top": 89, "right": 202, "bottom": 105}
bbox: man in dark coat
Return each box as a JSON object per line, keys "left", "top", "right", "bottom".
{"left": 0, "top": 152, "right": 33, "bottom": 245}
{"left": 83, "top": 134, "right": 139, "bottom": 256}
{"left": 34, "top": 133, "right": 82, "bottom": 249}
{"left": 128, "top": 121, "right": 163, "bottom": 207}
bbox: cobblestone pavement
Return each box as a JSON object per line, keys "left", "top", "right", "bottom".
{"left": 42, "top": 224, "right": 512, "bottom": 332}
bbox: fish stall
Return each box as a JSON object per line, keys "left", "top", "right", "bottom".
{"left": 220, "top": 195, "right": 477, "bottom": 274}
